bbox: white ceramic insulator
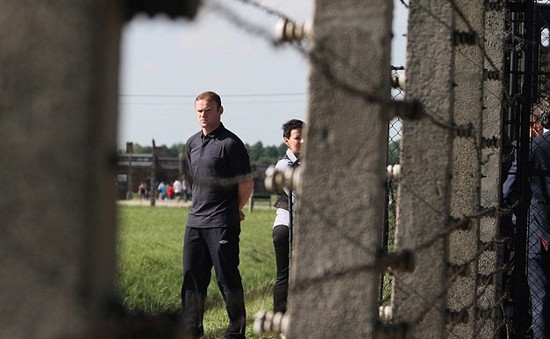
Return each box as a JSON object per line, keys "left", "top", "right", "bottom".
{"left": 280, "top": 312, "right": 290, "bottom": 333}
{"left": 265, "top": 166, "right": 301, "bottom": 192}
{"left": 387, "top": 164, "right": 401, "bottom": 180}
{"left": 252, "top": 311, "right": 265, "bottom": 334}
{"left": 378, "top": 305, "right": 393, "bottom": 320}
{"left": 253, "top": 310, "right": 289, "bottom": 334}
{"left": 276, "top": 19, "right": 312, "bottom": 42}
{"left": 264, "top": 165, "right": 276, "bottom": 192}
{"left": 263, "top": 311, "right": 274, "bottom": 332}
{"left": 396, "top": 73, "right": 406, "bottom": 90}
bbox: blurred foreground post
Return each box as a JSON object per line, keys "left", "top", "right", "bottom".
{"left": 0, "top": 1, "right": 199, "bottom": 337}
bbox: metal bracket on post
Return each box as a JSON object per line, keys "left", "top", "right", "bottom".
{"left": 445, "top": 309, "right": 469, "bottom": 326}
{"left": 376, "top": 249, "right": 415, "bottom": 273}
{"left": 446, "top": 262, "right": 471, "bottom": 278}
{"left": 373, "top": 321, "right": 408, "bottom": 339}
{"left": 480, "top": 136, "right": 499, "bottom": 148}
{"left": 124, "top": 0, "right": 200, "bottom": 21}
{"left": 385, "top": 100, "right": 425, "bottom": 121}
{"left": 391, "top": 72, "right": 407, "bottom": 91}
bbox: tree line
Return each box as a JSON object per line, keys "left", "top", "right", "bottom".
{"left": 121, "top": 139, "right": 401, "bottom": 166}
{"left": 121, "top": 141, "right": 288, "bottom": 166}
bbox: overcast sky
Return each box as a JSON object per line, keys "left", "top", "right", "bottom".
{"left": 118, "top": 0, "right": 408, "bottom": 148}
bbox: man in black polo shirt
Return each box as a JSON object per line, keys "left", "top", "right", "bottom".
{"left": 181, "top": 91, "right": 254, "bottom": 339}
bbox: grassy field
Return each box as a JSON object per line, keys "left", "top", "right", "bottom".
{"left": 116, "top": 203, "right": 279, "bottom": 338}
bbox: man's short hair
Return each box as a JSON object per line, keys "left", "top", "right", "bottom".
{"left": 282, "top": 119, "right": 304, "bottom": 139}
{"left": 196, "top": 91, "right": 222, "bottom": 107}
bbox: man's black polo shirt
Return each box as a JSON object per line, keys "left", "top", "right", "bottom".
{"left": 185, "top": 123, "right": 252, "bottom": 228}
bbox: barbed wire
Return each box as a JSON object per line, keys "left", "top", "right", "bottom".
{"left": 446, "top": 0, "right": 500, "bottom": 71}
{"left": 213, "top": 0, "right": 531, "bottom": 140}
{"left": 387, "top": 258, "right": 508, "bottom": 339}
{"left": 197, "top": 0, "right": 534, "bottom": 336}
{"left": 204, "top": 0, "right": 281, "bottom": 47}
{"left": 471, "top": 293, "right": 510, "bottom": 337}
{"left": 406, "top": 240, "right": 493, "bottom": 326}
{"left": 231, "top": 0, "right": 292, "bottom": 21}
{"left": 219, "top": 0, "right": 545, "bottom": 135}
{"left": 209, "top": 0, "right": 405, "bottom": 108}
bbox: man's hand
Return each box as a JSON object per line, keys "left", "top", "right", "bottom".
{"left": 239, "top": 210, "right": 246, "bottom": 221}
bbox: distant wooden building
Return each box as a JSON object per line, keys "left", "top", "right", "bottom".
{"left": 116, "top": 153, "right": 185, "bottom": 199}
{"left": 116, "top": 153, "right": 272, "bottom": 204}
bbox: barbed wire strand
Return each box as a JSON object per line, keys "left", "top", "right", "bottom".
{"left": 219, "top": 0, "right": 527, "bottom": 139}
{"left": 204, "top": 1, "right": 528, "bottom": 336}
{"left": 446, "top": 0, "right": 499, "bottom": 71}
{"left": 406, "top": 241, "right": 493, "bottom": 325}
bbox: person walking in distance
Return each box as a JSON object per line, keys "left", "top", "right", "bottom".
{"left": 180, "top": 91, "right": 254, "bottom": 339}
{"left": 271, "top": 119, "right": 304, "bottom": 339}
{"left": 173, "top": 178, "right": 182, "bottom": 201}
{"left": 181, "top": 174, "right": 191, "bottom": 202}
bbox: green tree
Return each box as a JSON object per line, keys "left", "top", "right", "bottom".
{"left": 120, "top": 141, "right": 290, "bottom": 167}
{"left": 246, "top": 141, "right": 264, "bottom": 163}
{"left": 163, "top": 143, "right": 185, "bottom": 157}
{"left": 120, "top": 139, "right": 400, "bottom": 167}
{"left": 245, "top": 142, "right": 287, "bottom": 166}
{"left": 133, "top": 144, "right": 152, "bottom": 154}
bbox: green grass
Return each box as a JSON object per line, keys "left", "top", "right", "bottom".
{"left": 116, "top": 204, "right": 279, "bottom": 338}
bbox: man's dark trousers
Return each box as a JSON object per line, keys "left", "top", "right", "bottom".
{"left": 181, "top": 226, "right": 246, "bottom": 339}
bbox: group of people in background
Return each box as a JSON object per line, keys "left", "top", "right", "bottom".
{"left": 179, "top": 90, "right": 302, "bottom": 339}
{"left": 157, "top": 176, "right": 191, "bottom": 201}
{"left": 137, "top": 175, "right": 190, "bottom": 202}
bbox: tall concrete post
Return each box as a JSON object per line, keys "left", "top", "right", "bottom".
{"left": 0, "top": 1, "right": 122, "bottom": 337}
{"left": 391, "top": 0, "right": 454, "bottom": 338}
{"left": 286, "top": 1, "right": 393, "bottom": 337}
{"left": 478, "top": 3, "right": 506, "bottom": 336}
{"left": 446, "top": 1, "right": 485, "bottom": 337}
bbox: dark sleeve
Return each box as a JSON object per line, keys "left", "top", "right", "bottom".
{"left": 502, "top": 156, "right": 518, "bottom": 206}
{"left": 185, "top": 136, "right": 194, "bottom": 179}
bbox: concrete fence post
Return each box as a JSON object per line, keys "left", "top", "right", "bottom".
{"left": 286, "top": 0, "right": 393, "bottom": 337}
{"left": 0, "top": 1, "right": 123, "bottom": 337}
{"left": 478, "top": 3, "right": 506, "bottom": 336}
{"left": 391, "top": 0, "right": 455, "bottom": 337}
{"left": 446, "top": 0, "right": 485, "bottom": 337}
{"left": 0, "top": 1, "right": 199, "bottom": 337}
{"left": 392, "top": 0, "right": 505, "bottom": 337}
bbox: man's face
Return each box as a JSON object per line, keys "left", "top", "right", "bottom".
{"left": 195, "top": 99, "right": 222, "bottom": 133}
{"left": 285, "top": 128, "right": 303, "bottom": 157}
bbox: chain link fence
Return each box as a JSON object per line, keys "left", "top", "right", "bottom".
{"left": 499, "top": 3, "right": 550, "bottom": 336}
{"left": 379, "top": 66, "right": 404, "bottom": 307}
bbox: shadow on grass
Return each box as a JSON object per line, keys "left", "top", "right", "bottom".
{"left": 204, "top": 283, "right": 272, "bottom": 310}
{"left": 202, "top": 284, "right": 276, "bottom": 339}
{"left": 114, "top": 284, "right": 275, "bottom": 338}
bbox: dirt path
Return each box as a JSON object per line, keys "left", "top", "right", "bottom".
{"left": 117, "top": 199, "right": 190, "bottom": 208}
